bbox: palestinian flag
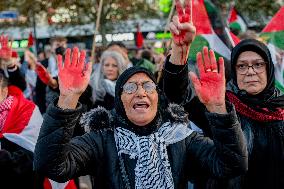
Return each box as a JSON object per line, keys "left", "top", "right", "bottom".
{"left": 228, "top": 30, "right": 241, "bottom": 46}
{"left": 260, "top": 6, "right": 284, "bottom": 50}
{"left": 188, "top": 0, "right": 231, "bottom": 61}
{"left": 260, "top": 6, "right": 284, "bottom": 92}
{"left": 227, "top": 5, "right": 247, "bottom": 33}
{"left": 1, "top": 86, "right": 77, "bottom": 189}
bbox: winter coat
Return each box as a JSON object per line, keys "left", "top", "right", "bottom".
{"left": 34, "top": 99, "right": 247, "bottom": 189}
{"left": 0, "top": 86, "right": 42, "bottom": 189}
{"left": 92, "top": 92, "right": 115, "bottom": 110}
{"left": 160, "top": 59, "right": 284, "bottom": 189}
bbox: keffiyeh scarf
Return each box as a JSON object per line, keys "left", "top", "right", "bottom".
{"left": 0, "top": 96, "right": 14, "bottom": 131}
{"left": 115, "top": 122, "right": 193, "bottom": 189}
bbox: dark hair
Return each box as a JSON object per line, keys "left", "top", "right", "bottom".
{"left": 107, "top": 41, "right": 127, "bottom": 50}
{"left": 141, "top": 50, "right": 152, "bottom": 61}
{"left": 49, "top": 36, "right": 67, "bottom": 44}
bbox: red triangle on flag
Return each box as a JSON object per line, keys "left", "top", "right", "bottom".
{"left": 192, "top": 0, "right": 212, "bottom": 35}
{"left": 228, "top": 7, "right": 238, "bottom": 23}
{"left": 229, "top": 31, "right": 240, "bottom": 46}
{"left": 262, "top": 6, "right": 284, "bottom": 32}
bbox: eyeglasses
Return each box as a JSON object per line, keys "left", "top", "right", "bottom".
{"left": 122, "top": 81, "right": 157, "bottom": 94}
{"left": 235, "top": 62, "right": 266, "bottom": 75}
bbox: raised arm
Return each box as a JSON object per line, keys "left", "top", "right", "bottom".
{"left": 185, "top": 44, "right": 247, "bottom": 178}
{"left": 160, "top": 0, "right": 196, "bottom": 104}
{"left": 186, "top": 47, "right": 247, "bottom": 177}
{"left": 57, "top": 47, "right": 91, "bottom": 109}
{"left": 189, "top": 47, "right": 226, "bottom": 114}
{"left": 34, "top": 47, "right": 97, "bottom": 182}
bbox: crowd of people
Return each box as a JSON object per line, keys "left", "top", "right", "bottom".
{"left": 0, "top": 0, "right": 284, "bottom": 189}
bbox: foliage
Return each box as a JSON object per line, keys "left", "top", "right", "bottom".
{"left": 213, "top": 0, "right": 282, "bottom": 26}
{"left": 0, "top": 0, "right": 160, "bottom": 29}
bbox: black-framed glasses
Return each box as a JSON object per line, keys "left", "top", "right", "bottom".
{"left": 122, "top": 81, "right": 157, "bottom": 94}
{"left": 236, "top": 62, "right": 266, "bottom": 75}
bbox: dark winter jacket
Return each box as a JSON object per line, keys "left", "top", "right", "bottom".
{"left": 92, "top": 92, "right": 115, "bottom": 110}
{"left": 161, "top": 56, "right": 284, "bottom": 189}
{"left": 0, "top": 138, "right": 35, "bottom": 189}
{"left": 34, "top": 98, "right": 247, "bottom": 189}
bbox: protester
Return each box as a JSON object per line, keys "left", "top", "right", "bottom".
{"left": 226, "top": 39, "right": 284, "bottom": 189}
{"left": 20, "top": 49, "right": 38, "bottom": 100}
{"left": 34, "top": 50, "right": 49, "bottom": 114}
{"left": 132, "top": 49, "right": 155, "bottom": 73}
{"left": 0, "top": 69, "right": 42, "bottom": 188}
{"left": 34, "top": 47, "right": 247, "bottom": 189}
{"left": 0, "top": 35, "right": 27, "bottom": 92}
{"left": 48, "top": 36, "right": 68, "bottom": 78}
{"left": 107, "top": 41, "right": 133, "bottom": 68}
{"left": 162, "top": 2, "right": 284, "bottom": 188}
{"left": 90, "top": 50, "right": 127, "bottom": 110}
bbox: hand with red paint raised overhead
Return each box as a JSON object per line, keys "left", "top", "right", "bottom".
{"left": 189, "top": 47, "right": 227, "bottom": 114}
{"left": 57, "top": 47, "right": 92, "bottom": 110}
{"left": 169, "top": 0, "right": 196, "bottom": 65}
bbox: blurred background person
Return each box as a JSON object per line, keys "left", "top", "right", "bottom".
{"left": 90, "top": 50, "right": 127, "bottom": 110}
{"left": 106, "top": 41, "right": 132, "bottom": 68}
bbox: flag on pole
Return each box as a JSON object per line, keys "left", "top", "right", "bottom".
{"left": 135, "top": 24, "right": 144, "bottom": 49}
{"left": 260, "top": 6, "right": 284, "bottom": 50}
{"left": 227, "top": 5, "right": 247, "bottom": 34}
{"left": 260, "top": 6, "right": 284, "bottom": 93}
{"left": 27, "top": 32, "right": 34, "bottom": 48}
{"left": 188, "top": 0, "right": 231, "bottom": 61}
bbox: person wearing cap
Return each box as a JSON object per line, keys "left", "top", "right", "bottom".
{"left": 163, "top": 9, "right": 284, "bottom": 189}
{"left": 34, "top": 47, "right": 247, "bottom": 189}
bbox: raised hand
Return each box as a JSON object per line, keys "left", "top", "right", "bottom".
{"left": 189, "top": 47, "right": 226, "bottom": 113}
{"left": 169, "top": 0, "right": 196, "bottom": 46}
{"left": 35, "top": 63, "right": 52, "bottom": 85}
{"left": 57, "top": 47, "right": 92, "bottom": 109}
{"left": 0, "top": 35, "right": 13, "bottom": 60}
{"left": 169, "top": 0, "right": 196, "bottom": 65}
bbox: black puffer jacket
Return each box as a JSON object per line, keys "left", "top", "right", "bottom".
{"left": 34, "top": 99, "right": 247, "bottom": 189}
{"left": 161, "top": 57, "right": 284, "bottom": 189}
{"left": 0, "top": 138, "right": 35, "bottom": 189}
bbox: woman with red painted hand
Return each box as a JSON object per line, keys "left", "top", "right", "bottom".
{"left": 34, "top": 46, "right": 247, "bottom": 189}
{"left": 162, "top": 1, "right": 284, "bottom": 188}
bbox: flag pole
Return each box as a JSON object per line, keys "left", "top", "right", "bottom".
{"left": 157, "top": 1, "right": 175, "bottom": 83}
{"left": 91, "top": 0, "right": 104, "bottom": 65}
{"left": 185, "top": 0, "right": 193, "bottom": 64}
{"left": 163, "top": 1, "right": 175, "bottom": 54}
{"left": 224, "top": 27, "right": 236, "bottom": 47}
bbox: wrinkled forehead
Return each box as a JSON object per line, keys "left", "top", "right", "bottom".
{"left": 126, "top": 72, "right": 153, "bottom": 83}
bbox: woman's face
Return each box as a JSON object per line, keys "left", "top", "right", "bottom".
{"left": 121, "top": 73, "right": 158, "bottom": 126}
{"left": 102, "top": 57, "right": 119, "bottom": 81}
{"left": 236, "top": 51, "right": 267, "bottom": 95}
